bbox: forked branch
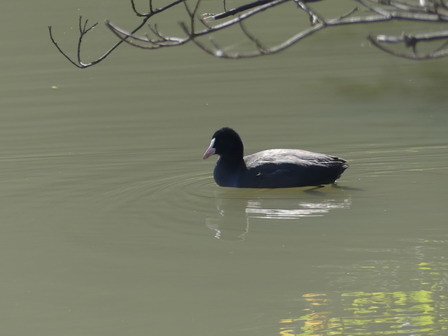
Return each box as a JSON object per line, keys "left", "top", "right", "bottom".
{"left": 180, "top": 0, "right": 448, "bottom": 59}
{"left": 48, "top": 0, "right": 184, "bottom": 68}
{"left": 49, "top": 0, "right": 448, "bottom": 67}
{"left": 48, "top": 16, "right": 98, "bottom": 68}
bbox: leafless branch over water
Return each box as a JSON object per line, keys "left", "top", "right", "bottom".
{"left": 48, "top": 0, "right": 448, "bottom": 67}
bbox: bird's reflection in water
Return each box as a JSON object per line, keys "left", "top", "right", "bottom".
{"left": 206, "top": 186, "right": 351, "bottom": 240}
{"left": 245, "top": 198, "right": 351, "bottom": 219}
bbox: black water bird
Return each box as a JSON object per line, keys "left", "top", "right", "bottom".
{"left": 203, "top": 127, "right": 348, "bottom": 188}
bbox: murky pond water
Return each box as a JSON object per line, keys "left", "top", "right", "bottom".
{"left": 1, "top": 0, "right": 447, "bottom": 335}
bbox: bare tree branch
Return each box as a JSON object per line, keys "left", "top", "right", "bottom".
{"left": 292, "top": 0, "right": 325, "bottom": 25}
{"left": 238, "top": 19, "right": 268, "bottom": 53}
{"left": 180, "top": 0, "right": 288, "bottom": 39}
{"left": 48, "top": 16, "right": 99, "bottom": 68}
{"left": 106, "top": 20, "right": 188, "bottom": 49}
{"left": 368, "top": 30, "right": 448, "bottom": 59}
{"left": 48, "top": 0, "right": 184, "bottom": 68}
{"left": 180, "top": 0, "right": 389, "bottom": 58}
{"left": 213, "top": 0, "right": 287, "bottom": 19}
{"left": 180, "top": 0, "right": 448, "bottom": 59}
{"left": 49, "top": 0, "right": 448, "bottom": 66}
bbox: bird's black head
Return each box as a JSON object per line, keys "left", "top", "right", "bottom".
{"left": 203, "top": 127, "right": 244, "bottom": 160}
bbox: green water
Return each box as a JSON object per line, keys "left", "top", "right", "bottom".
{"left": 1, "top": 0, "right": 447, "bottom": 335}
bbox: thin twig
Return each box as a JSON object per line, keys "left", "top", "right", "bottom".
{"left": 368, "top": 34, "right": 448, "bottom": 59}
{"left": 131, "top": 0, "right": 145, "bottom": 17}
{"left": 106, "top": 20, "right": 187, "bottom": 49}
{"left": 183, "top": 0, "right": 288, "bottom": 38}
{"left": 293, "top": 0, "right": 325, "bottom": 25}
{"left": 238, "top": 19, "right": 267, "bottom": 53}
{"left": 213, "top": 0, "right": 279, "bottom": 19}
{"left": 49, "top": 0, "right": 184, "bottom": 68}
{"left": 48, "top": 26, "right": 85, "bottom": 68}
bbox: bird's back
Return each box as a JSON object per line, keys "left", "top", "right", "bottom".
{"left": 242, "top": 149, "right": 348, "bottom": 188}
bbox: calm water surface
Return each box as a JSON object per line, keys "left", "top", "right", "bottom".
{"left": 1, "top": 0, "right": 447, "bottom": 335}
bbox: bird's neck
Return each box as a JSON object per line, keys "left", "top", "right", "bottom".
{"left": 214, "top": 155, "right": 246, "bottom": 187}
{"left": 218, "top": 155, "right": 246, "bottom": 171}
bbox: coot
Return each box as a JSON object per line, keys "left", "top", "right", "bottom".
{"left": 203, "top": 127, "right": 348, "bottom": 188}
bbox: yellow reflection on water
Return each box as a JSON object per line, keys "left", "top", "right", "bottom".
{"left": 279, "top": 289, "right": 447, "bottom": 335}
{"left": 279, "top": 239, "right": 448, "bottom": 335}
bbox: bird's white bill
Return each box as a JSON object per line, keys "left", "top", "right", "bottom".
{"left": 202, "top": 138, "right": 216, "bottom": 159}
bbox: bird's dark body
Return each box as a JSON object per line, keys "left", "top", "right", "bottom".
{"left": 204, "top": 128, "right": 348, "bottom": 189}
